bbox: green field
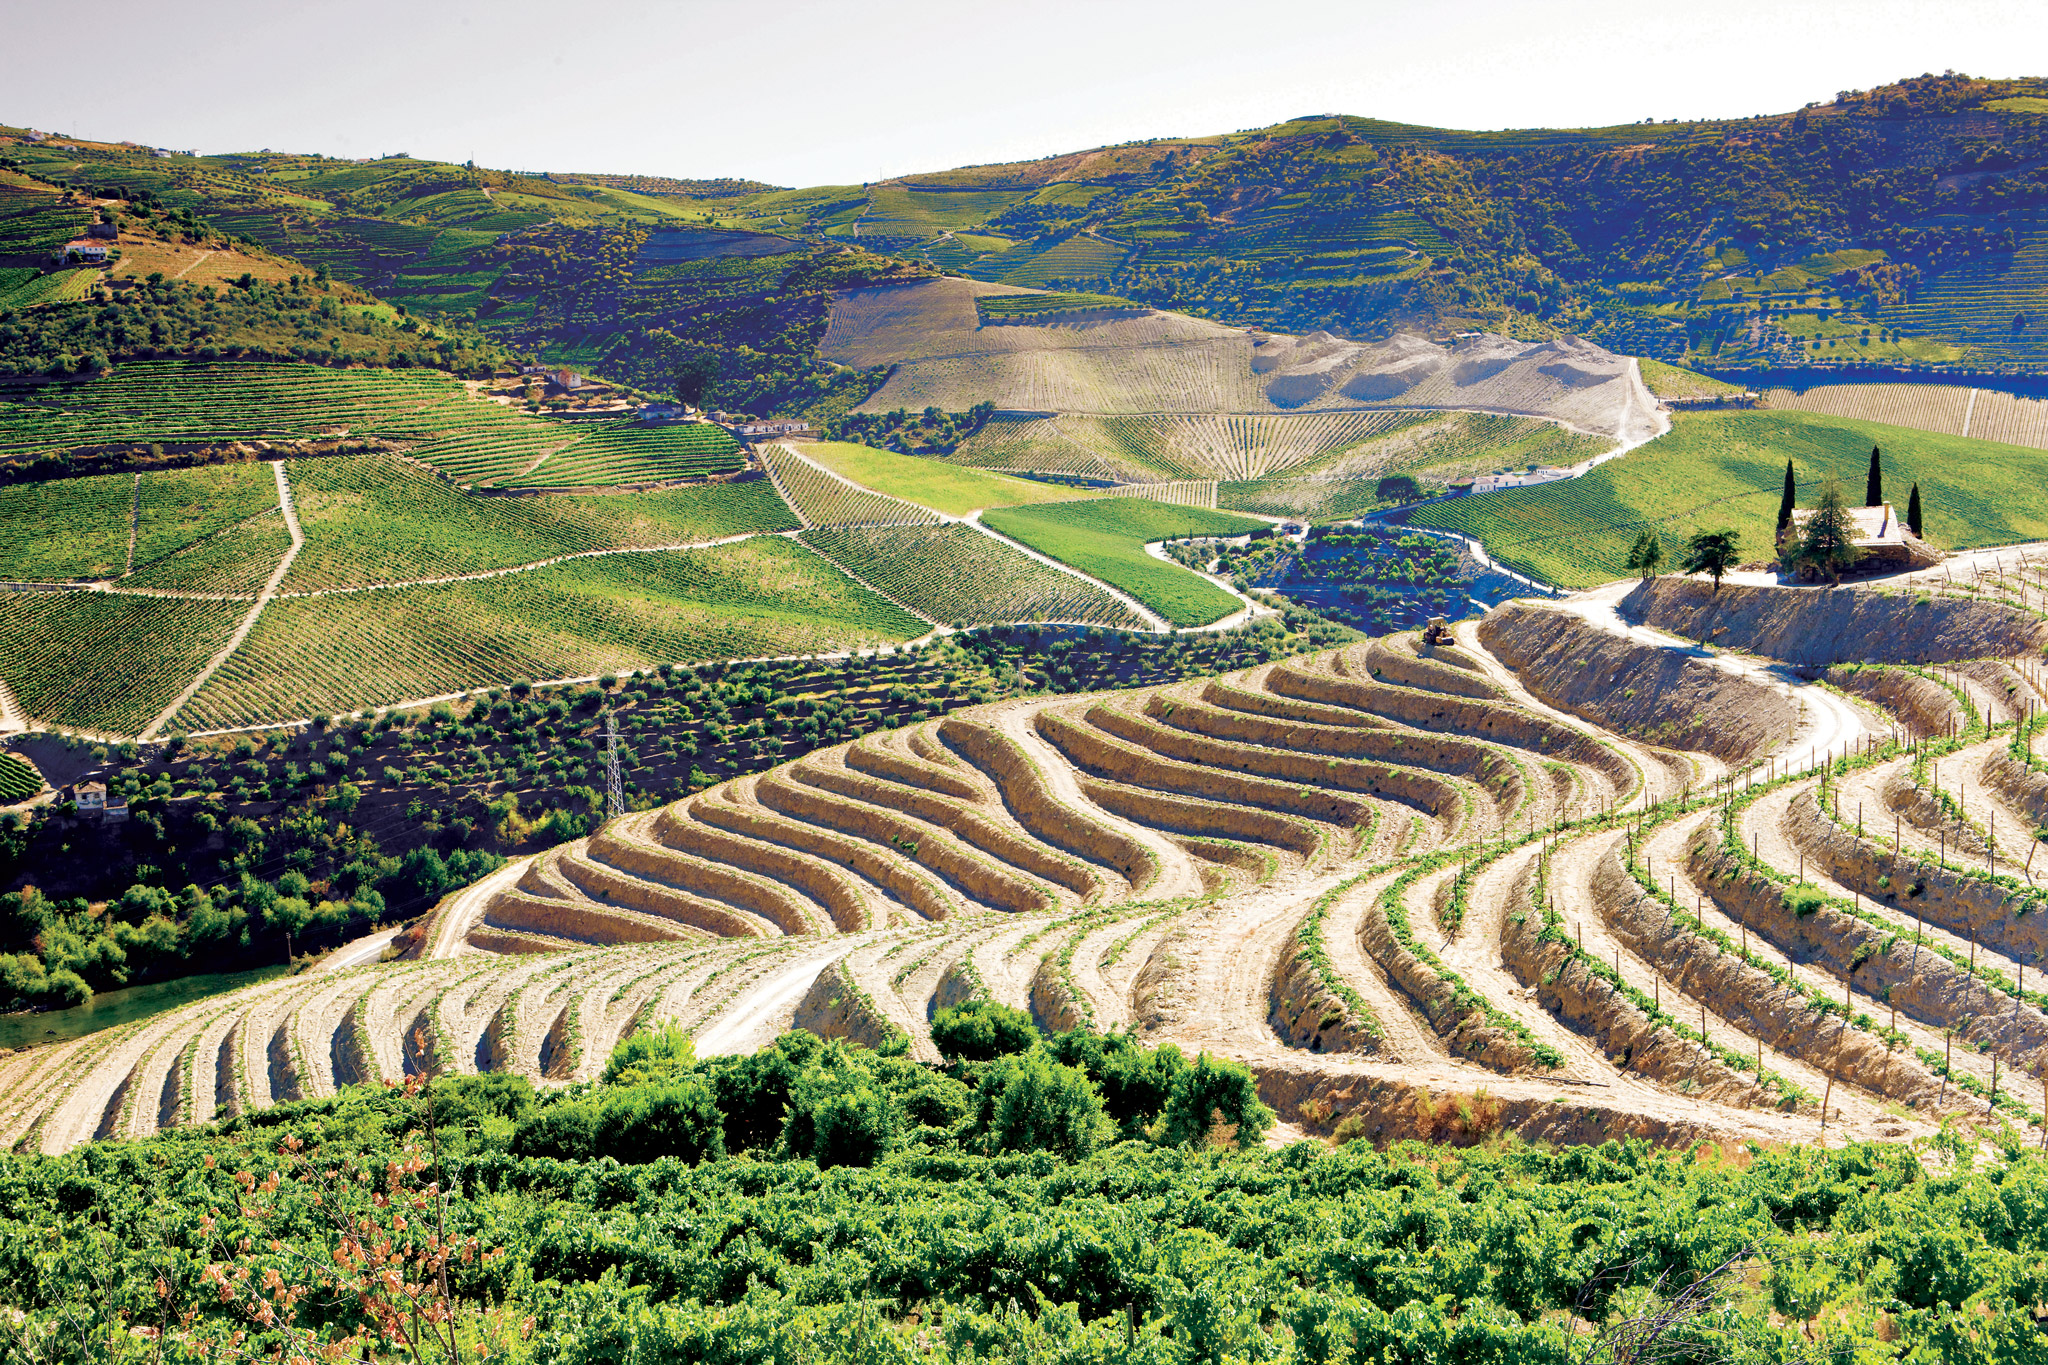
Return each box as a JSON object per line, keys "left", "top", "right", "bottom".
{"left": 799, "top": 442, "right": 1086, "bottom": 517}
{"left": 501, "top": 421, "right": 744, "bottom": 488}
{"left": 123, "top": 511, "right": 293, "bottom": 594}
{"left": 174, "top": 538, "right": 924, "bottom": 729}
{"left": 132, "top": 463, "right": 282, "bottom": 567}
{"left": 0, "top": 592, "right": 245, "bottom": 733}
{"left": 800, "top": 523, "right": 1146, "bottom": 629}
{"left": 761, "top": 445, "right": 942, "bottom": 528}
{"left": 281, "top": 455, "right": 795, "bottom": 590}
{"left": 980, "top": 499, "right": 1265, "bottom": 627}
{"left": 1410, "top": 409, "right": 2048, "bottom": 589}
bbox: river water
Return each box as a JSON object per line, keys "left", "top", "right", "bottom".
{"left": 0, "top": 966, "right": 289, "bottom": 1052}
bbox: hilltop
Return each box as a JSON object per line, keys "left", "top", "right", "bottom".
{"left": 13, "top": 72, "right": 2048, "bottom": 408}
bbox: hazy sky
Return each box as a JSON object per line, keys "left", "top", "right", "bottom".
{"left": 7, "top": 0, "right": 2039, "bottom": 186}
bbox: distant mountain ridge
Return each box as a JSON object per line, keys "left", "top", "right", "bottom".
{"left": 7, "top": 72, "right": 2048, "bottom": 406}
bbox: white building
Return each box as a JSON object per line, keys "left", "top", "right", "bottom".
{"left": 1471, "top": 467, "right": 1573, "bottom": 495}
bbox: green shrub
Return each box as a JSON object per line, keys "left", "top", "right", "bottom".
{"left": 930, "top": 998, "right": 1040, "bottom": 1061}
{"left": 1784, "top": 885, "right": 1829, "bottom": 918}
{"left": 1155, "top": 1052, "right": 1273, "bottom": 1149}
{"left": 603, "top": 1022, "right": 696, "bottom": 1087}
{"left": 788, "top": 1073, "right": 900, "bottom": 1168}
{"left": 704, "top": 1032, "right": 816, "bottom": 1152}
{"left": 597, "top": 1080, "right": 725, "bottom": 1166}
{"left": 511, "top": 1099, "right": 601, "bottom": 1161}
{"left": 1045, "top": 1028, "right": 1188, "bottom": 1139}
{"left": 974, "top": 1050, "right": 1111, "bottom": 1160}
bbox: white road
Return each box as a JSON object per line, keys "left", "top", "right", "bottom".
{"left": 317, "top": 927, "right": 400, "bottom": 973}
{"left": 693, "top": 942, "right": 862, "bottom": 1056}
{"left": 422, "top": 855, "right": 535, "bottom": 959}
{"left": 1559, "top": 580, "right": 1890, "bottom": 780}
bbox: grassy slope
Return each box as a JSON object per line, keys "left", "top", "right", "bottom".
{"left": 1409, "top": 409, "right": 2048, "bottom": 589}
{"left": 981, "top": 499, "right": 1265, "bottom": 627}
{"left": 1636, "top": 358, "right": 1743, "bottom": 399}
{"left": 799, "top": 442, "right": 1087, "bottom": 517}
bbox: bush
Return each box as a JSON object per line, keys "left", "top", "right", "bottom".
{"left": 706, "top": 1040, "right": 806, "bottom": 1152}
{"left": 1784, "top": 885, "right": 1828, "bottom": 918}
{"left": 511, "top": 1100, "right": 601, "bottom": 1161}
{"left": 1155, "top": 1052, "right": 1273, "bottom": 1149}
{"left": 930, "top": 998, "right": 1039, "bottom": 1062}
{"left": 782, "top": 1055, "right": 901, "bottom": 1168}
{"left": 597, "top": 1080, "right": 725, "bottom": 1166}
{"left": 602, "top": 1023, "right": 695, "bottom": 1087}
{"left": 975, "top": 1050, "right": 1110, "bottom": 1159}
{"left": 429, "top": 1072, "right": 535, "bottom": 1134}
{"left": 1045, "top": 1029, "right": 1187, "bottom": 1138}
{"left": 510, "top": 1075, "right": 724, "bottom": 1166}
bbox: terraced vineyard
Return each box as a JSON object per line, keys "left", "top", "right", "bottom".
{"left": 500, "top": 421, "right": 744, "bottom": 488}
{"left": 1763, "top": 382, "right": 2048, "bottom": 450}
{"left": 1876, "top": 215, "right": 2048, "bottom": 366}
{"left": 169, "top": 538, "right": 927, "bottom": 731}
{"left": 21, "top": 580, "right": 2048, "bottom": 1156}
{"left": 953, "top": 409, "right": 1606, "bottom": 488}
{"left": 799, "top": 523, "right": 1148, "bottom": 629}
{"left": 0, "top": 361, "right": 728, "bottom": 490}
{"left": 760, "top": 443, "right": 943, "bottom": 527}
{"left": 1091, "top": 479, "right": 1219, "bottom": 509}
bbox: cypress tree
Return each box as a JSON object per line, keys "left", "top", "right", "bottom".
{"left": 1866, "top": 445, "right": 1882, "bottom": 507}
{"left": 1777, "top": 460, "right": 1796, "bottom": 535}
{"left": 1907, "top": 483, "right": 1923, "bottom": 537}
